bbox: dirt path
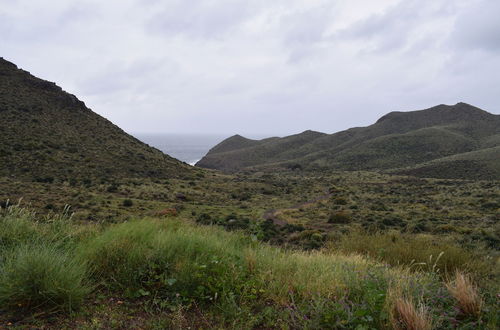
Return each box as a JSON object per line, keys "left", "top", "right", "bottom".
{"left": 262, "top": 190, "right": 332, "bottom": 226}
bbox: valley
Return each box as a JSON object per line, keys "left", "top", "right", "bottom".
{"left": 0, "top": 58, "right": 498, "bottom": 329}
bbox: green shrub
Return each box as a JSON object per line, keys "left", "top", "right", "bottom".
{"left": 196, "top": 212, "right": 213, "bottom": 225}
{"left": 328, "top": 211, "right": 351, "bottom": 224}
{"left": 122, "top": 199, "right": 133, "bottom": 207}
{"left": 0, "top": 244, "right": 90, "bottom": 313}
{"left": 333, "top": 197, "right": 348, "bottom": 205}
{"left": 481, "top": 202, "right": 498, "bottom": 210}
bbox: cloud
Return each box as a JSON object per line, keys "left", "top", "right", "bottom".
{"left": 338, "top": 0, "right": 458, "bottom": 53}
{"left": 0, "top": 0, "right": 498, "bottom": 135}
{"left": 145, "top": 0, "right": 259, "bottom": 39}
{"left": 451, "top": 0, "right": 500, "bottom": 53}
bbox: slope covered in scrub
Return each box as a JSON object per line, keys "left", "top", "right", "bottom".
{"left": 0, "top": 58, "right": 192, "bottom": 183}
{"left": 197, "top": 103, "right": 500, "bottom": 179}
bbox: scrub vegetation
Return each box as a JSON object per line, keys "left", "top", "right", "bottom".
{"left": 0, "top": 57, "right": 498, "bottom": 328}
{"left": 1, "top": 205, "right": 498, "bottom": 329}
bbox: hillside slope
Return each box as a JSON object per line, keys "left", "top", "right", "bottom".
{"left": 0, "top": 58, "right": 191, "bottom": 182}
{"left": 392, "top": 146, "right": 500, "bottom": 180}
{"left": 197, "top": 130, "right": 327, "bottom": 171}
{"left": 197, "top": 103, "right": 500, "bottom": 179}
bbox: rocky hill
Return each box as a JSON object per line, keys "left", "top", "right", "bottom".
{"left": 0, "top": 58, "right": 191, "bottom": 183}
{"left": 197, "top": 103, "right": 500, "bottom": 179}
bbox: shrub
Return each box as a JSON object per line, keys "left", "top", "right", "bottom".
{"left": 34, "top": 176, "right": 54, "bottom": 184}
{"left": 107, "top": 183, "right": 119, "bottom": 193}
{"left": 328, "top": 211, "right": 351, "bottom": 224}
{"left": 0, "top": 244, "right": 90, "bottom": 313}
{"left": 196, "top": 213, "right": 213, "bottom": 225}
{"left": 481, "top": 202, "right": 498, "bottom": 210}
{"left": 381, "top": 216, "right": 405, "bottom": 227}
{"left": 370, "top": 202, "right": 388, "bottom": 211}
{"left": 333, "top": 197, "right": 348, "bottom": 205}
{"left": 122, "top": 199, "right": 133, "bottom": 207}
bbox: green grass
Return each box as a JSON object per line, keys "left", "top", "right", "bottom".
{"left": 0, "top": 244, "right": 90, "bottom": 313}
{"left": 328, "top": 230, "right": 493, "bottom": 279}
{"left": 0, "top": 205, "right": 497, "bottom": 328}
{"left": 0, "top": 202, "right": 93, "bottom": 249}
{"left": 75, "top": 219, "right": 409, "bottom": 327}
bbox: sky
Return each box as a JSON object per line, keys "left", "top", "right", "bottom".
{"left": 1, "top": 0, "right": 499, "bottom": 136}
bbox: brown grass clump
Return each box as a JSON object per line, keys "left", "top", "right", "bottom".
{"left": 390, "top": 297, "right": 433, "bottom": 330}
{"left": 446, "top": 271, "right": 483, "bottom": 318}
{"left": 388, "top": 287, "right": 432, "bottom": 330}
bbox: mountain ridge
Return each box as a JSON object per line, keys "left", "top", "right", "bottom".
{"left": 196, "top": 103, "right": 500, "bottom": 179}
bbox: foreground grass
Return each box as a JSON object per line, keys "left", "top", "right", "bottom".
{"left": 0, "top": 206, "right": 498, "bottom": 328}
{"left": 328, "top": 230, "right": 495, "bottom": 280}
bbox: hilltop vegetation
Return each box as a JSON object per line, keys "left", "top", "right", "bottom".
{"left": 0, "top": 58, "right": 191, "bottom": 183}
{"left": 197, "top": 103, "right": 500, "bottom": 179}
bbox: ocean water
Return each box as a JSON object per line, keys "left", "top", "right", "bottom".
{"left": 134, "top": 133, "right": 228, "bottom": 165}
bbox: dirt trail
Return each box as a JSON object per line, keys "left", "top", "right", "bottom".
{"left": 262, "top": 190, "right": 332, "bottom": 226}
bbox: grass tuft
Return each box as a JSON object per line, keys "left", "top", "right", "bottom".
{"left": 388, "top": 289, "right": 432, "bottom": 330}
{"left": 446, "top": 271, "right": 483, "bottom": 318}
{"left": 0, "top": 244, "right": 90, "bottom": 314}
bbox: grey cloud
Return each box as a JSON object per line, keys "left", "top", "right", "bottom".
{"left": 279, "top": 4, "right": 337, "bottom": 62}
{"left": 145, "top": 0, "right": 258, "bottom": 38}
{"left": 0, "top": 2, "right": 92, "bottom": 43}
{"left": 1, "top": 0, "right": 498, "bottom": 136}
{"left": 451, "top": 0, "right": 500, "bottom": 52}
{"left": 282, "top": 5, "right": 335, "bottom": 46}
{"left": 339, "top": 0, "right": 457, "bottom": 53}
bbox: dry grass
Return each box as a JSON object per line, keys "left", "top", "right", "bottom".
{"left": 387, "top": 286, "right": 433, "bottom": 330}
{"left": 390, "top": 297, "right": 432, "bottom": 330}
{"left": 446, "top": 271, "right": 483, "bottom": 318}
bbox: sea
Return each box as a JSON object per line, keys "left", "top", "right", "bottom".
{"left": 134, "top": 133, "right": 229, "bottom": 166}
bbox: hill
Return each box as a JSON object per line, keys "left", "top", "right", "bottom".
{"left": 0, "top": 58, "right": 191, "bottom": 183}
{"left": 196, "top": 103, "right": 500, "bottom": 179}
{"left": 197, "top": 130, "right": 327, "bottom": 171}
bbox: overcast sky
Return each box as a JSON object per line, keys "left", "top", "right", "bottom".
{"left": 1, "top": 0, "right": 499, "bottom": 136}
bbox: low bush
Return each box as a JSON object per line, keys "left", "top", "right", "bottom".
{"left": 328, "top": 210, "right": 351, "bottom": 224}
